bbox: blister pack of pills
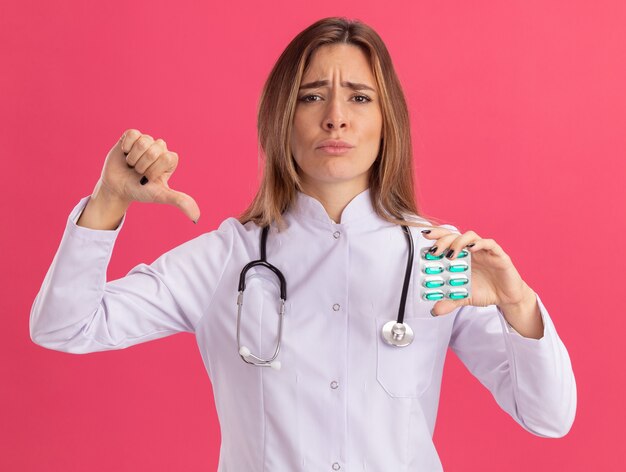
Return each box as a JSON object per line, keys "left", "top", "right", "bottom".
{"left": 417, "top": 246, "right": 472, "bottom": 301}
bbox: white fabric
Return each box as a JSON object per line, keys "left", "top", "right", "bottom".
{"left": 30, "top": 188, "right": 576, "bottom": 471}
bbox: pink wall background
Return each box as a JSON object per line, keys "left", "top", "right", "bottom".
{"left": 2, "top": 0, "right": 624, "bottom": 470}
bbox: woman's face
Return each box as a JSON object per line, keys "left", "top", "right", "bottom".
{"left": 290, "top": 43, "right": 383, "bottom": 194}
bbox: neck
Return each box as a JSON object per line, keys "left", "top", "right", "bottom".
{"left": 299, "top": 179, "right": 369, "bottom": 224}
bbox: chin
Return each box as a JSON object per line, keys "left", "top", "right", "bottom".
{"left": 296, "top": 157, "right": 373, "bottom": 186}
{"left": 308, "top": 170, "right": 369, "bottom": 186}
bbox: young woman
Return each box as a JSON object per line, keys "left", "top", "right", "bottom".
{"left": 30, "top": 16, "right": 576, "bottom": 471}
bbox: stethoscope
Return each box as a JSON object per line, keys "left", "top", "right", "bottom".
{"left": 236, "top": 223, "right": 417, "bottom": 370}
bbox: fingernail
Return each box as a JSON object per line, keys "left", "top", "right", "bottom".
{"left": 421, "top": 229, "right": 431, "bottom": 234}
{"left": 140, "top": 176, "right": 148, "bottom": 185}
{"left": 466, "top": 243, "right": 475, "bottom": 248}
{"left": 192, "top": 220, "right": 197, "bottom": 224}
{"left": 445, "top": 249, "right": 455, "bottom": 259}
{"left": 429, "top": 245, "right": 438, "bottom": 253}
{"left": 430, "top": 308, "right": 437, "bottom": 317}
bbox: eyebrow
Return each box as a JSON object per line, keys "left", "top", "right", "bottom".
{"left": 298, "top": 80, "right": 376, "bottom": 93}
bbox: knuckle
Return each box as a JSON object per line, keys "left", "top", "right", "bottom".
{"left": 168, "top": 192, "right": 181, "bottom": 207}
{"left": 139, "top": 134, "right": 154, "bottom": 146}
{"left": 162, "top": 151, "right": 176, "bottom": 167}
{"left": 126, "top": 151, "right": 137, "bottom": 165}
{"left": 136, "top": 138, "right": 150, "bottom": 151}
{"left": 142, "top": 167, "right": 152, "bottom": 181}
{"left": 124, "top": 128, "right": 140, "bottom": 139}
{"left": 148, "top": 159, "right": 166, "bottom": 179}
{"left": 451, "top": 239, "right": 465, "bottom": 249}
{"left": 137, "top": 158, "right": 154, "bottom": 174}
{"left": 145, "top": 164, "right": 159, "bottom": 182}
{"left": 145, "top": 147, "right": 160, "bottom": 161}
{"left": 134, "top": 161, "right": 146, "bottom": 173}
{"left": 440, "top": 227, "right": 459, "bottom": 238}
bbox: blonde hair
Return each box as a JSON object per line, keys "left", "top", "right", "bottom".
{"left": 238, "top": 16, "right": 444, "bottom": 231}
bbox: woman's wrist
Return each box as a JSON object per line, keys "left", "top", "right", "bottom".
{"left": 498, "top": 286, "right": 544, "bottom": 339}
{"left": 76, "top": 181, "right": 130, "bottom": 230}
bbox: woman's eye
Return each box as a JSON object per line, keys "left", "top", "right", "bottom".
{"left": 298, "top": 94, "right": 372, "bottom": 104}
{"left": 299, "top": 94, "right": 320, "bottom": 102}
{"left": 352, "top": 94, "right": 372, "bottom": 103}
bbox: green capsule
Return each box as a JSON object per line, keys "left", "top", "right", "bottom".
{"left": 448, "top": 289, "right": 469, "bottom": 300}
{"left": 424, "top": 264, "right": 444, "bottom": 275}
{"left": 457, "top": 250, "right": 468, "bottom": 258}
{"left": 424, "top": 251, "right": 444, "bottom": 260}
{"left": 424, "top": 277, "right": 445, "bottom": 288}
{"left": 449, "top": 277, "right": 469, "bottom": 286}
{"left": 448, "top": 262, "right": 468, "bottom": 272}
{"left": 423, "top": 290, "right": 445, "bottom": 301}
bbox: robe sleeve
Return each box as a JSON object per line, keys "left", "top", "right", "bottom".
{"left": 439, "top": 223, "right": 576, "bottom": 438}
{"left": 30, "top": 195, "right": 234, "bottom": 354}
{"left": 449, "top": 290, "right": 577, "bottom": 438}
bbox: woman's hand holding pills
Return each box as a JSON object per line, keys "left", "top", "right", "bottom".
{"left": 421, "top": 226, "right": 542, "bottom": 337}
{"left": 95, "top": 129, "right": 201, "bottom": 223}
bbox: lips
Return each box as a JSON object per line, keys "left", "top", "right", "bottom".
{"left": 316, "top": 139, "right": 355, "bottom": 149}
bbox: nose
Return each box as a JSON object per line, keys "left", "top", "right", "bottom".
{"left": 325, "top": 119, "right": 346, "bottom": 130}
{"left": 323, "top": 95, "right": 348, "bottom": 131}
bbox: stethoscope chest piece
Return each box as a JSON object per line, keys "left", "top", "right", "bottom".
{"left": 381, "top": 320, "right": 414, "bottom": 347}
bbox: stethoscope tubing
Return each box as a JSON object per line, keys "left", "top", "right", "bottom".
{"left": 397, "top": 224, "right": 414, "bottom": 326}
{"left": 237, "top": 222, "right": 416, "bottom": 369}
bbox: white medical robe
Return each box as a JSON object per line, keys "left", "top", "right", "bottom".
{"left": 30, "top": 188, "right": 576, "bottom": 471}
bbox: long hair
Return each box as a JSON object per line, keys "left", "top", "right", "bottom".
{"left": 237, "top": 16, "right": 444, "bottom": 231}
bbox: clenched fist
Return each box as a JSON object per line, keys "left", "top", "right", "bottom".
{"left": 95, "top": 129, "right": 201, "bottom": 224}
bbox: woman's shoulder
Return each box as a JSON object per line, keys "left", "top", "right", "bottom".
{"left": 401, "top": 212, "right": 432, "bottom": 226}
{"left": 193, "top": 216, "right": 257, "bottom": 243}
{"left": 158, "top": 216, "right": 257, "bottom": 268}
{"left": 400, "top": 212, "right": 461, "bottom": 233}
{"left": 194, "top": 215, "right": 271, "bottom": 249}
